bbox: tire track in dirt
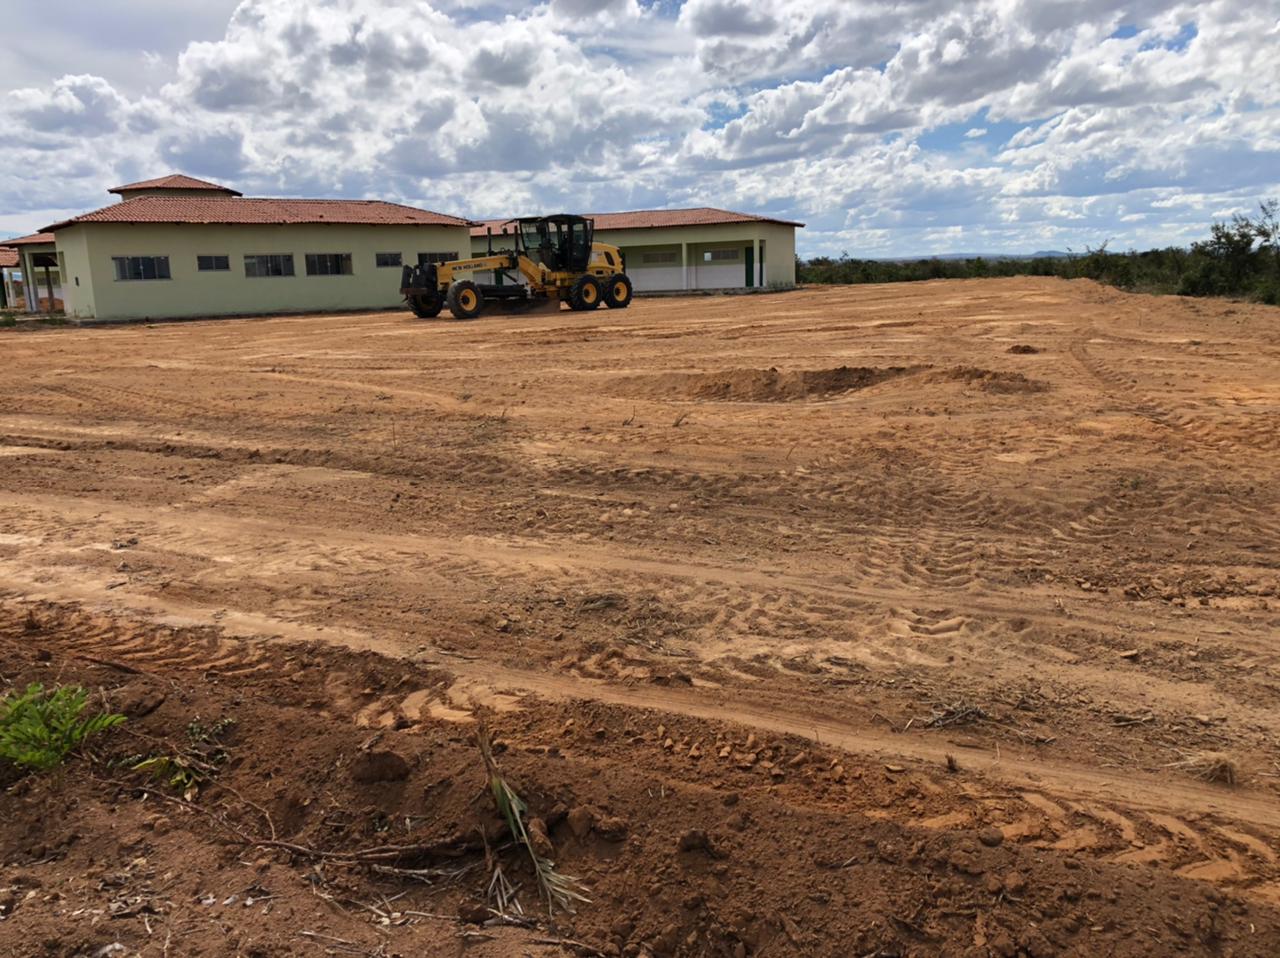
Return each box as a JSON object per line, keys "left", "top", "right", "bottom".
{"left": 5, "top": 596, "right": 1277, "bottom": 904}
{"left": 1070, "top": 337, "right": 1280, "bottom": 458}
{"left": 37, "top": 379, "right": 259, "bottom": 423}
{"left": 4, "top": 488, "right": 1277, "bottom": 668}
{"left": 6, "top": 486, "right": 1280, "bottom": 822}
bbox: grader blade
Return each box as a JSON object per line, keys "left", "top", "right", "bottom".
{"left": 491, "top": 297, "right": 562, "bottom": 315}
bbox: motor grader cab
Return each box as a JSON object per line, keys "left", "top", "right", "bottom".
{"left": 400, "top": 214, "right": 634, "bottom": 320}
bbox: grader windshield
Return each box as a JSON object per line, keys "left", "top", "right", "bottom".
{"left": 518, "top": 215, "right": 594, "bottom": 273}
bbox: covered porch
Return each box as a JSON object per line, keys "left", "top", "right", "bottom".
{"left": 4, "top": 233, "right": 63, "bottom": 313}
{"left": 620, "top": 235, "right": 769, "bottom": 292}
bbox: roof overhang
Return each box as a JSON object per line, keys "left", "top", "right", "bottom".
{"left": 3, "top": 232, "right": 57, "bottom": 247}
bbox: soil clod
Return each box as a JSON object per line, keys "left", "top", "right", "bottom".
{"left": 350, "top": 749, "right": 411, "bottom": 783}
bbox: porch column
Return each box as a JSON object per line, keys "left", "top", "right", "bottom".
{"left": 753, "top": 237, "right": 761, "bottom": 287}
{"left": 681, "top": 241, "right": 688, "bottom": 290}
{"left": 22, "top": 249, "right": 36, "bottom": 312}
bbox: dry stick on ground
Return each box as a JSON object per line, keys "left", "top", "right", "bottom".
{"left": 480, "top": 824, "right": 523, "bottom": 916}
{"left": 923, "top": 703, "right": 990, "bottom": 729}
{"left": 99, "top": 775, "right": 482, "bottom": 865}
{"left": 530, "top": 937, "right": 608, "bottom": 957}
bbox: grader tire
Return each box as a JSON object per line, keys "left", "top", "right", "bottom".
{"left": 446, "top": 281, "right": 483, "bottom": 319}
{"left": 409, "top": 292, "right": 444, "bottom": 318}
{"left": 604, "top": 273, "right": 634, "bottom": 309}
{"left": 568, "top": 275, "right": 602, "bottom": 311}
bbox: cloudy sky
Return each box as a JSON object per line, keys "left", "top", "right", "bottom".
{"left": 2, "top": 0, "right": 1278, "bottom": 256}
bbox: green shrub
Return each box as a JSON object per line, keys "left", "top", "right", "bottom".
{"left": 0, "top": 312, "right": 15, "bottom": 328}
{"left": 1254, "top": 280, "right": 1280, "bottom": 306}
{"left": 0, "top": 683, "right": 125, "bottom": 770}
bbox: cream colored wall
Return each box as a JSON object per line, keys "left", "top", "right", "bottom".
{"left": 66, "top": 222, "right": 470, "bottom": 321}
{"left": 468, "top": 220, "right": 799, "bottom": 289}
{"left": 57, "top": 227, "right": 96, "bottom": 318}
{"left": 759, "top": 221, "right": 797, "bottom": 286}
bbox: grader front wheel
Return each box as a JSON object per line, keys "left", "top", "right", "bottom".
{"left": 446, "top": 281, "right": 483, "bottom": 319}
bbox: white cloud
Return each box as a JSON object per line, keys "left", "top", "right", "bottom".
{"left": 0, "top": 0, "right": 1277, "bottom": 256}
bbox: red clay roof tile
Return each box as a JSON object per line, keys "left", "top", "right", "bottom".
{"left": 45, "top": 197, "right": 473, "bottom": 232}
{"left": 470, "top": 207, "right": 804, "bottom": 236}
{"left": 0, "top": 247, "right": 18, "bottom": 268}
{"left": 109, "top": 174, "right": 243, "bottom": 196}
{"left": 3, "top": 232, "right": 56, "bottom": 246}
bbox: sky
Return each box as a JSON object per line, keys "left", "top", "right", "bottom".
{"left": 1, "top": 0, "right": 1278, "bottom": 258}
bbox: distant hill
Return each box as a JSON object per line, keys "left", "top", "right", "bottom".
{"left": 875, "top": 250, "right": 1070, "bottom": 262}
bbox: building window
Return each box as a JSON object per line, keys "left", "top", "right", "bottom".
{"left": 245, "top": 254, "right": 295, "bottom": 278}
{"left": 375, "top": 252, "right": 402, "bottom": 268}
{"left": 112, "top": 256, "right": 171, "bottom": 281}
{"left": 305, "top": 253, "right": 354, "bottom": 276}
{"left": 418, "top": 252, "right": 459, "bottom": 266}
{"left": 704, "top": 249, "right": 738, "bottom": 263}
{"left": 197, "top": 255, "right": 230, "bottom": 272}
{"left": 641, "top": 251, "right": 679, "bottom": 265}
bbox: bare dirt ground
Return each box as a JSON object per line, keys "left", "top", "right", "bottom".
{"left": 1, "top": 277, "right": 1279, "bottom": 956}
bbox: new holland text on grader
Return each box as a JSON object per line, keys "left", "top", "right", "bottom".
{"left": 399, "top": 214, "right": 633, "bottom": 319}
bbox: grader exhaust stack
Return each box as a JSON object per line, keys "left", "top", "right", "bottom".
{"left": 400, "top": 214, "right": 633, "bottom": 320}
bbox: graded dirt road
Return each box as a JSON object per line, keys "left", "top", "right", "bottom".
{"left": 2, "top": 278, "right": 1279, "bottom": 956}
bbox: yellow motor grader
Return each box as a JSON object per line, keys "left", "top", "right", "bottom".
{"left": 400, "top": 214, "right": 634, "bottom": 319}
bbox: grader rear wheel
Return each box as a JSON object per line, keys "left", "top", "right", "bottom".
{"left": 409, "top": 291, "right": 443, "bottom": 318}
{"left": 604, "top": 273, "right": 633, "bottom": 309}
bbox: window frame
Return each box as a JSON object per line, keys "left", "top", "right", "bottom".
{"left": 417, "top": 251, "right": 460, "bottom": 266}
{"left": 375, "top": 252, "right": 403, "bottom": 268}
{"left": 197, "top": 254, "right": 231, "bottom": 272}
{"left": 641, "top": 250, "right": 679, "bottom": 265}
{"left": 703, "top": 248, "right": 739, "bottom": 263}
{"left": 244, "top": 254, "right": 296, "bottom": 278}
{"left": 305, "top": 253, "right": 354, "bottom": 277}
{"left": 112, "top": 255, "right": 172, "bottom": 282}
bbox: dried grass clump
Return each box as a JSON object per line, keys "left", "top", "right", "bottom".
{"left": 1167, "top": 751, "right": 1239, "bottom": 786}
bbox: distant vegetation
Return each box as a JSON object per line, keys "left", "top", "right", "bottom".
{"left": 798, "top": 200, "right": 1280, "bottom": 305}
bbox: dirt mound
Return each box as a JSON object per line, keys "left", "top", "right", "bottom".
{"left": 930, "top": 365, "right": 1049, "bottom": 393}
{"left": 627, "top": 365, "right": 922, "bottom": 402}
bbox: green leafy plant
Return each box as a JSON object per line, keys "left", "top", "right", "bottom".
{"left": 0, "top": 683, "right": 125, "bottom": 770}
{"left": 132, "top": 754, "right": 205, "bottom": 800}
{"left": 132, "top": 716, "right": 234, "bottom": 800}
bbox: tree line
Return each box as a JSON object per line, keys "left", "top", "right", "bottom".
{"left": 797, "top": 200, "right": 1280, "bottom": 305}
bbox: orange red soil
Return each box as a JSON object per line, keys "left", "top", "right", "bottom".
{"left": 1, "top": 278, "right": 1279, "bottom": 955}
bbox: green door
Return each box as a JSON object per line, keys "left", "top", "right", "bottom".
{"left": 744, "top": 245, "right": 755, "bottom": 288}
